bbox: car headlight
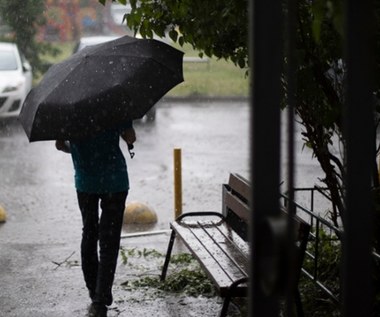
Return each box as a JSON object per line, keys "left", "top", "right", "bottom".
{"left": 2, "top": 81, "right": 23, "bottom": 93}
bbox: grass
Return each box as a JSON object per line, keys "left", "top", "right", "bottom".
{"left": 170, "top": 43, "right": 249, "bottom": 97}
{"left": 173, "top": 59, "right": 248, "bottom": 97}
{"left": 37, "top": 41, "right": 249, "bottom": 97}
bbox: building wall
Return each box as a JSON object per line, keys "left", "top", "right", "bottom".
{"left": 39, "top": 0, "right": 128, "bottom": 42}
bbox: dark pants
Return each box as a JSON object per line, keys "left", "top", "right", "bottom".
{"left": 77, "top": 191, "right": 128, "bottom": 306}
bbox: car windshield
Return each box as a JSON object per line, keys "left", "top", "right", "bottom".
{"left": 0, "top": 50, "right": 18, "bottom": 70}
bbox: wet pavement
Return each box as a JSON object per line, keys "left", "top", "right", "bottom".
{"left": 0, "top": 99, "right": 323, "bottom": 316}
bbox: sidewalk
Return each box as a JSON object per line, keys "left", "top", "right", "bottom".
{"left": 0, "top": 230, "right": 241, "bottom": 317}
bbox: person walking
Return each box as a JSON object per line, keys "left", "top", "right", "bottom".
{"left": 55, "top": 121, "right": 136, "bottom": 317}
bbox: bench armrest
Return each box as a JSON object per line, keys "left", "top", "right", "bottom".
{"left": 176, "top": 211, "right": 225, "bottom": 222}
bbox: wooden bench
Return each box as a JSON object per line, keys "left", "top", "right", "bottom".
{"left": 160, "top": 173, "right": 310, "bottom": 316}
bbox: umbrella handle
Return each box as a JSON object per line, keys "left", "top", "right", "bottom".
{"left": 128, "top": 144, "right": 135, "bottom": 159}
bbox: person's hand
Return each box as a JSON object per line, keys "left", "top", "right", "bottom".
{"left": 121, "top": 128, "right": 136, "bottom": 146}
{"left": 55, "top": 140, "right": 71, "bottom": 153}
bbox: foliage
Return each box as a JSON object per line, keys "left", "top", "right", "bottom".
{"left": 299, "top": 229, "right": 342, "bottom": 316}
{"left": 120, "top": 246, "right": 163, "bottom": 265}
{"left": 299, "top": 227, "right": 380, "bottom": 316}
{"left": 293, "top": 0, "right": 348, "bottom": 225}
{"left": 295, "top": 0, "right": 379, "bottom": 226}
{"left": 0, "top": 0, "right": 60, "bottom": 76}
{"left": 120, "top": 247, "right": 216, "bottom": 297}
{"left": 133, "top": 268, "right": 216, "bottom": 297}
{"left": 102, "top": 0, "right": 248, "bottom": 69}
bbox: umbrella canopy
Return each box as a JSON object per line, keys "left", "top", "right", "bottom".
{"left": 19, "top": 35, "right": 184, "bottom": 142}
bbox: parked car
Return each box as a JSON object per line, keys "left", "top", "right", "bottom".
{"left": 0, "top": 42, "right": 32, "bottom": 118}
{"left": 73, "top": 35, "right": 157, "bottom": 122}
{"left": 72, "top": 35, "right": 120, "bottom": 54}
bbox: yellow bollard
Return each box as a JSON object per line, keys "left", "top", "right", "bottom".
{"left": 174, "top": 148, "right": 182, "bottom": 219}
{"left": 123, "top": 201, "right": 157, "bottom": 224}
{"left": 0, "top": 204, "right": 7, "bottom": 223}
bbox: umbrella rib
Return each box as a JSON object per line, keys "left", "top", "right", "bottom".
{"left": 41, "top": 59, "right": 86, "bottom": 107}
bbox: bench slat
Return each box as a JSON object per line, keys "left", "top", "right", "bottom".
{"left": 172, "top": 221, "right": 233, "bottom": 290}
{"left": 188, "top": 225, "right": 247, "bottom": 279}
{"left": 228, "top": 173, "right": 250, "bottom": 203}
{"left": 200, "top": 221, "right": 249, "bottom": 275}
{"left": 172, "top": 219, "right": 248, "bottom": 297}
{"left": 224, "top": 190, "right": 250, "bottom": 223}
{"left": 213, "top": 221, "right": 250, "bottom": 256}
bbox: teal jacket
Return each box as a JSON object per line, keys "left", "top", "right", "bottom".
{"left": 69, "top": 123, "right": 132, "bottom": 194}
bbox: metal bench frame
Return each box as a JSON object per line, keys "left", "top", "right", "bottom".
{"left": 160, "top": 173, "right": 310, "bottom": 316}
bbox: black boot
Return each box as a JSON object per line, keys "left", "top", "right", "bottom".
{"left": 88, "top": 302, "right": 107, "bottom": 317}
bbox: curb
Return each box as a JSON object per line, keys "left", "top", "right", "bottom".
{"left": 162, "top": 95, "right": 249, "bottom": 103}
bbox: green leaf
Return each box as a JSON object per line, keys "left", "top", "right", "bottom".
{"left": 238, "top": 56, "right": 245, "bottom": 69}
{"left": 312, "top": 19, "right": 322, "bottom": 43}
{"left": 122, "top": 13, "right": 128, "bottom": 24}
{"left": 169, "top": 29, "right": 178, "bottom": 42}
{"left": 178, "top": 36, "right": 184, "bottom": 46}
{"left": 311, "top": 0, "right": 325, "bottom": 43}
{"left": 146, "top": 28, "right": 153, "bottom": 39}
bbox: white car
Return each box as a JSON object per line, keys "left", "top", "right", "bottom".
{"left": 72, "top": 35, "right": 120, "bottom": 53}
{"left": 0, "top": 42, "right": 32, "bottom": 117}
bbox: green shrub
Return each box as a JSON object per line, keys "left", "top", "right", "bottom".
{"left": 299, "top": 228, "right": 342, "bottom": 316}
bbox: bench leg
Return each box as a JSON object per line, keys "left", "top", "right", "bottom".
{"left": 219, "top": 295, "right": 232, "bottom": 317}
{"left": 219, "top": 278, "right": 248, "bottom": 317}
{"left": 294, "top": 289, "right": 304, "bottom": 317}
{"left": 160, "top": 229, "right": 176, "bottom": 281}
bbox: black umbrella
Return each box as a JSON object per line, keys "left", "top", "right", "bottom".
{"left": 19, "top": 35, "right": 184, "bottom": 142}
